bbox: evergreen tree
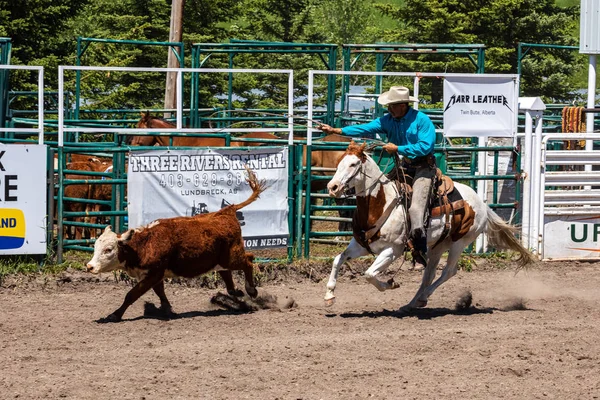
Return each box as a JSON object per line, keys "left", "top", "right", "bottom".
{"left": 0, "top": 0, "right": 90, "bottom": 99}
{"left": 374, "top": 0, "right": 580, "bottom": 102}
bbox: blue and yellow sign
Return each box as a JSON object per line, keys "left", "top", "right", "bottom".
{"left": 0, "top": 208, "right": 26, "bottom": 250}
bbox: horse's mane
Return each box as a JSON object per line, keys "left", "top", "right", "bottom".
{"left": 152, "top": 116, "right": 170, "bottom": 123}
{"left": 345, "top": 140, "right": 368, "bottom": 162}
{"left": 139, "top": 112, "right": 174, "bottom": 127}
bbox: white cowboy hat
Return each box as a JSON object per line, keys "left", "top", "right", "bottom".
{"left": 377, "top": 86, "right": 419, "bottom": 105}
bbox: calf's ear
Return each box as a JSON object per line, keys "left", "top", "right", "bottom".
{"left": 104, "top": 225, "right": 113, "bottom": 233}
{"left": 119, "top": 228, "right": 135, "bottom": 243}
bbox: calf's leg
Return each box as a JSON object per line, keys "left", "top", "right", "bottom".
{"left": 224, "top": 248, "right": 258, "bottom": 298}
{"left": 243, "top": 262, "right": 258, "bottom": 298}
{"left": 98, "top": 271, "right": 164, "bottom": 323}
{"left": 152, "top": 280, "right": 174, "bottom": 315}
{"left": 218, "top": 270, "right": 244, "bottom": 297}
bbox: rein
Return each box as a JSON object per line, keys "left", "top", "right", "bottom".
{"left": 351, "top": 150, "right": 406, "bottom": 251}
{"left": 345, "top": 148, "right": 391, "bottom": 197}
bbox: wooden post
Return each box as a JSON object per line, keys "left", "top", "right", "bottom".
{"left": 164, "top": 0, "right": 185, "bottom": 118}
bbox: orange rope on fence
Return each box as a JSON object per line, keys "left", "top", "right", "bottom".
{"left": 561, "top": 106, "right": 586, "bottom": 150}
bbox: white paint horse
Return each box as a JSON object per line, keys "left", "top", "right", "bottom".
{"left": 325, "top": 141, "right": 535, "bottom": 310}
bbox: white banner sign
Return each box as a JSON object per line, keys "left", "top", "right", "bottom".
{"left": 443, "top": 76, "right": 518, "bottom": 137}
{"left": 128, "top": 147, "right": 289, "bottom": 250}
{"left": 544, "top": 214, "right": 600, "bottom": 260}
{"left": 0, "top": 144, "right": 47, "bottom": 255}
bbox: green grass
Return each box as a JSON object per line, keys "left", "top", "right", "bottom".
{"left": 474, "top": 251, "right": 516, "bottom": 268}
{"left": 0, "top": 249, "right": 92, "bottom": 284}
{"left": 457, "top": 256, "right": 476, "bottom": 272}
{"left": 0, "top": 255, "right": 64, "bottom": 283}
{"left": 0, "top": 256, "right": 43, "bottom": 276}
{"left": 555, "top": 0, "right": 579, "bottom": 7}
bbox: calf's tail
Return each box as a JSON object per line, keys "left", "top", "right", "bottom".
{"left": 485, "top": 207, "right": 537, "bottom": 267}
{"left": 233, "top": 167, "right": 268, "bottom": 211}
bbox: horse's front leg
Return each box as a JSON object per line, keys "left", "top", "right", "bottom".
{"left": 404, "top": 244, "right": 446, "bottom": 310}
{"left": 364, "top": 246, "right": 403, "bottom": 292}
{"left": 325, "top": 239, "right": 369, "bottom": 306}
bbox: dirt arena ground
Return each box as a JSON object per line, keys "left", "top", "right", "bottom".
{"left": 1, "top": 257, "right": 599, "bottom": 400}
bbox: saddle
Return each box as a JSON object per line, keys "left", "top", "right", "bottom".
{"left": 386, "top": 164, "right": 474, "bottom": 242}
{"left": 429, "top": 168, "right": 475, "bottom": 247}
{"left": 351, "top": 165, "right": 475, "bottom": 253}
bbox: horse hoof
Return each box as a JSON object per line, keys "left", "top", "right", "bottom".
{"left": 96, "top": 313, "right": 121, "bottom": 323}
{"left": 415, "top": 300, "right": 428, "bottom": 308}
{"left": 246, "top": 287, "right": 258, "bottom": 299}
{"left": 324, "top": 297, "right": 336, "bottom": 307}
{"left": 227, "top": 288, "right": 245, "bottom": 298}
{"left": 398, "top": 304, "right": 413, "bottom": 313}
{"left": 387, "top": 278, "right": 400, "bottom": 290}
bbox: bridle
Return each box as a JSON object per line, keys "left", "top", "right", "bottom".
{"left": 342, "top": 148, "right": 407, "bottom": 256}
{"left": 340, "top": 160, "right": 363, "bottom": 197}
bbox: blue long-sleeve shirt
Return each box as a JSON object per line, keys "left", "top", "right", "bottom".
{"left": 341, "top": 107, "right": 436, "bottom": 160}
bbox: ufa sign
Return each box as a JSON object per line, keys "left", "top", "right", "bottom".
{"left": 443, "top": 75, "right": 519, "bottom": 137}
{"left": 543, "top": 214, "right": 600, "bottom": 260}
{"left": 0, "top": 144, "right": 47, "bottom": 254}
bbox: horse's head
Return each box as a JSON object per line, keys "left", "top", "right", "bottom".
{"left": 136, "top": 111, "right": 176, "bottom": 129}
{"left": 130, "top": 111, "right": 167, "bottom": 146}
{"left": 327, "top": 140, "right": 367, "bottom": 198}
{"left": 137, "top": 111, "right": 153, "bottom": 129}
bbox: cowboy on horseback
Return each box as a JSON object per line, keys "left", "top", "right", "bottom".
{"left": 317, "top": 86, "right": 437, "bottom": 270}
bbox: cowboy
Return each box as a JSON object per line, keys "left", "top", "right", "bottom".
{"left": 317, "top": 86, "right": 437, "bottom": 269}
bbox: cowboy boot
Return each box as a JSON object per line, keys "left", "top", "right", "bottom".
{"left": 410, "top": 230, "right": 428, "bottom": 271}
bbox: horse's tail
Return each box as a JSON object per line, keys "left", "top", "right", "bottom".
{"left": 484, "top": 207, "right": 537, "bottom": 267}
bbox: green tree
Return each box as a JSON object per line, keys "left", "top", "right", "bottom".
{"left": 309, "top": 0, "right": 379, "bottom": 45}
{"left": 374, "top": 0, "right": 580, "bottom": 102}
{"left": 0, "top": 0, "right": 90, "bottom": 94}
{"left": 241, "top": 0, "right": 312, "bottom": 42}
{"left": 1, "top": 0, "right": 244, "bottom": 113}
{"left": 65, "top": 0, "right": 172, "bottom": 111}
{"left": 63, "top": 0, "right": 246, "bottom": 114}
{"left": 193, "top": 0, "right": 335, "bottom": 112}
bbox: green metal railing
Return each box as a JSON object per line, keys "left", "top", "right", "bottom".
{"left": 190, "top": 41, "right": 338, "bottom": 126}
{"left": 74, "top": 37, "right": 185, "bottom": 125}
{"left": 517, "top": 42, "right": 579, "bottom": 78}
{"left": 55, "top": 145, "right": 129, "bottom": 263}
{"left": 341, "top": 43, "right": 486, "bottom": 121}
{"left": 1, "top": 37, "right": 537, "bottom": 261}
{"left": 0, "top": 38, "right": 12, "bottom": 129}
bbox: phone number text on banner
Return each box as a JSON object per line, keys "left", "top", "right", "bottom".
{"left": 128, "top": 147, "right": 289, "bottom": 250}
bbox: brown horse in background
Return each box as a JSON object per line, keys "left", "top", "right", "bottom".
{"left": 130, "top": 112, "right": 279, "bottom": 147}
{"left": 304, "top": 133, "right": 353, "bottom": 191}
{"left": 302, "top": 133, "right": 355, "bottom": 235}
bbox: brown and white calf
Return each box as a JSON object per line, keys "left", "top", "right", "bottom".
{"left": 86, "top": 169, "right": 266, "bottom": 323}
